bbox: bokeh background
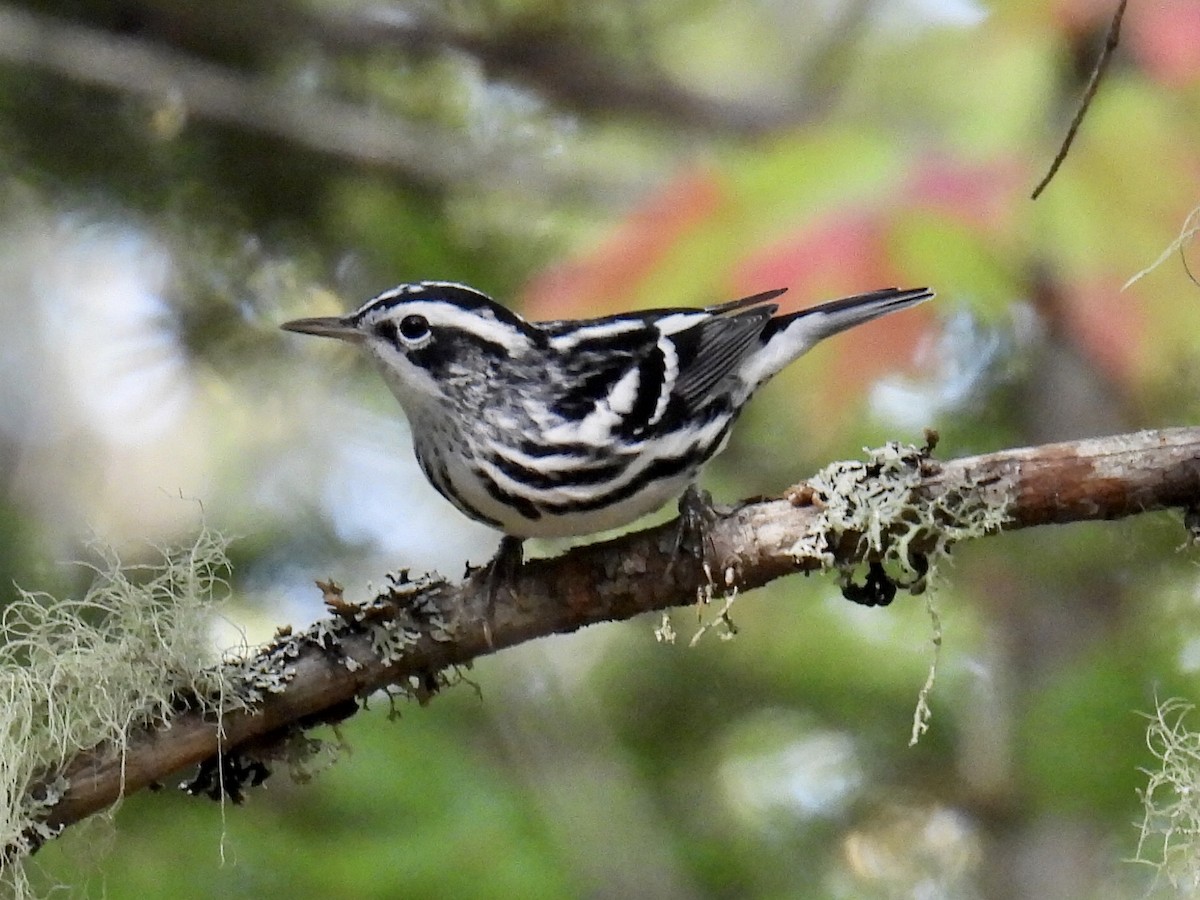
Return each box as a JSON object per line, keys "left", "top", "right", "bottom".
{"left": 4, "top": 0, "right": 1200, "bottom": 896}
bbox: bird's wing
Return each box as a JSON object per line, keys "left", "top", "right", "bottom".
{"left": 539, "top": 288, "right": 787, "bottom": 440}
{"left": 667, "top": 307, "right": 776, "bottom": 409}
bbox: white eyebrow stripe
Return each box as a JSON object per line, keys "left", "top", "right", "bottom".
{"left": 424, "top": 303, "right": 533, "bottom": 351}
{"left": 367, "top": 299, "right": 533, "bottom": 353}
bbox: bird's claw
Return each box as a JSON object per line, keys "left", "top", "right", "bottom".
{"left": 668, "top": 485, "right": 723, "bottom": 582}
{"left": 480, "top": 535, "right": 524, "bottom": 647}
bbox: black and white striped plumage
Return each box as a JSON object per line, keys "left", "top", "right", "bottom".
{"left": 282, "top": 281, "right": 932, "bottom": 540}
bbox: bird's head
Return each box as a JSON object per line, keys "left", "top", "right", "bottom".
{"left": 282, "top": 281, "right": 535, "bottom": 408}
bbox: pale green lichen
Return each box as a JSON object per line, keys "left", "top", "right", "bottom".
{"left": 676, "top": 442, "right": 1011, "bottom": 651}
{"left": 689, "top": 588, "right": 740, "bottom": 647}
{"left": 362, "top": 572, "right": 453, "bottom": 665}
{"left": 803, "top": 440, "right": 1012, "bottom": 592}
{"left": 908, "top": 592, "right": 943, "bottom": 748}
{"left": 802, "top": 441, "right": 1011, "bottom": 744}
{"left": 0, "top": 528, "right": 237, "bottom": 896}
{"left": 653, "top": 612, "right": 676, "bottom": 645}
{"left": 1135, "top": 697, "right": 1200, "bottom": 894}
{"left": 0, "top": 531, "right": 470, "bottom": 896}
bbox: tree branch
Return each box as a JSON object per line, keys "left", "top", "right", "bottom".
{"left": 24, "top": 427, "right": 1200, "bottom": 851}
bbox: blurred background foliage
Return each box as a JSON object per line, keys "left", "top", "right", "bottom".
{"left": 2, "top": 0, "right": 1199, "bottom": 896}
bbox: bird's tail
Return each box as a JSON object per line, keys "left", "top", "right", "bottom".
{"left": 738, "top": 286, "right": 933, "bottom": 389}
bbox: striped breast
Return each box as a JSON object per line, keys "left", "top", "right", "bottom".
{"left": 408, "top": 357, "right": 740, "bottom": 538}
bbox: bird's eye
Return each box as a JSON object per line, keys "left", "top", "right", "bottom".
{"left": 399, "top": 315, "right": 430, "bottom": 341}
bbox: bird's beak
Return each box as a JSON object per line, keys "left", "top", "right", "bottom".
{"left": 280, "top": 316, "right": 363, "bottom": 342}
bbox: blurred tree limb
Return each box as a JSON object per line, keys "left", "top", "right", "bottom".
{"left": 0, "top": 3, "right": 636, "bottom": 198}
{"left": 19, "top": 426, "right": 1200, "bottom": 855}
{"left": 0, "top": 1, "right": 817, "bottom": 196}
{"left": 45, "top": 0, "right": 810, "bottom": 134}
{"left": 306, "top": 5, "right": 802, "bottom": 135}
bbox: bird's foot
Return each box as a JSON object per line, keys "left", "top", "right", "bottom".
{"left": 669, "top": 485, "right": 723, "bottom": 584}
{"left": 480, "top": 535, "right": 524, "bottom": 647}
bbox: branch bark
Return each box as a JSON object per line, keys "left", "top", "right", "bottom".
{"left": 27, "top": 427, "right": 1200, "bottom": 848}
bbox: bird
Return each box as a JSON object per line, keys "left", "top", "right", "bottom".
{"left": 282, "top": 280, "right": 932, "bottom": 591}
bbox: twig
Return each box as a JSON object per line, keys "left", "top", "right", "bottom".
{"left": 1031, "top": 0, "right": 1128, "bottom": 200}
{"left": 1124, "top": 206, "right": 1200, "bottom": 291}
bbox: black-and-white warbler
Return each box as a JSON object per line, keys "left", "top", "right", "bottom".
{"left": 282, "top": 281, "right": 932, "bottom": 563}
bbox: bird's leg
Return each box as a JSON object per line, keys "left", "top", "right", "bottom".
{"left": 481, "top": 535, "right": 524, "bottom": 647}
{"left": 669, "top": 484, "right": 723, "bottom": 583}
